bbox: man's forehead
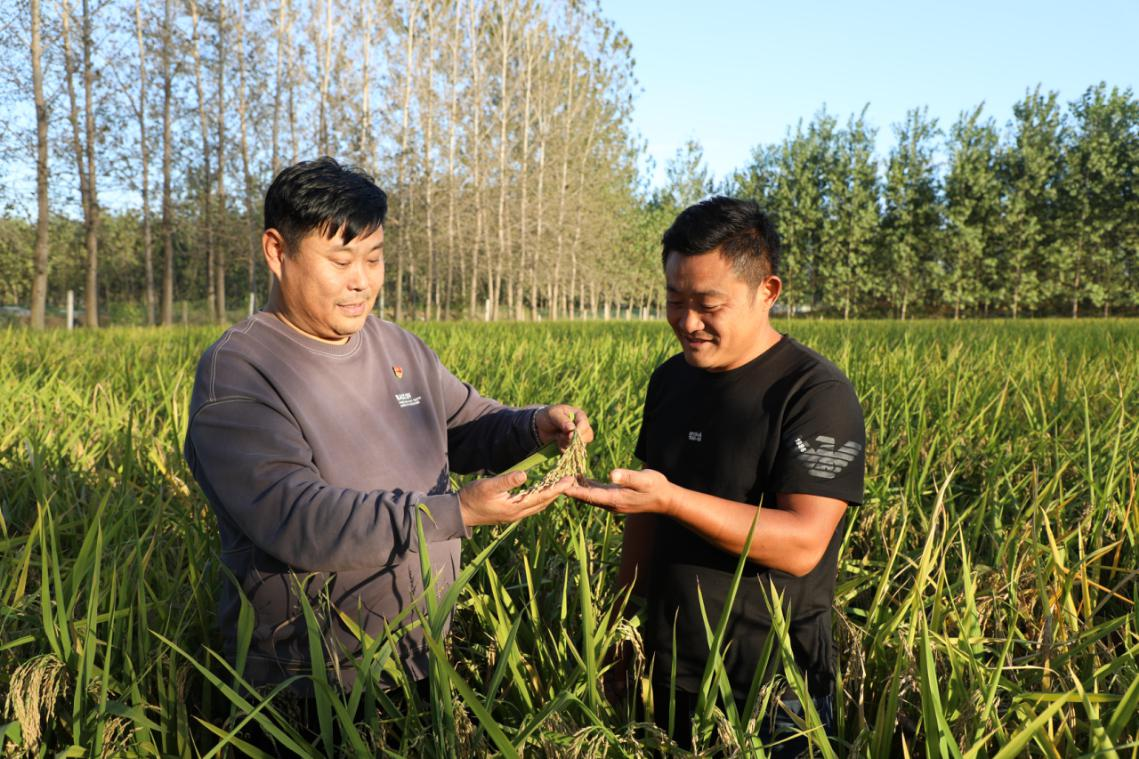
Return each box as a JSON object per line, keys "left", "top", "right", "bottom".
{"left": 665, "top": 250, "right": 745, "bottom": 295}
{"left": 666, "top": 282, "right": 729, "bottom": 298}
{"left": 306, "top": 223, "right": 385, "bottom": 250}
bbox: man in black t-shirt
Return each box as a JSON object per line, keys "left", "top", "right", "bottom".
{"left": 568, "top": 197, "right": 864, "bottom": 755}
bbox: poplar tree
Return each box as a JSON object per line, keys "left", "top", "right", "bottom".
{"left": 771, "top": 121, "right": 826, "bottom": 316}
{"left": 1059, "top": 83, "right": 1139, "bottom": 317}
{"left": 60, "top": 0, "right": 102, "bottom": 327}
{"left": 944, "top": 104, "right": 1001, "bottom": 318}
{"left": 880, "top": 107, "right": 941, "bottom": 319}
{"left": 664, "top": 140, "right": 714, "bottom": 209}
{"left": 803, "top": 111, "right": 839, "bottom": 310}
{"left": 823, "top": 110, "right": 878, "bottom": 319}
{"left": 30, "top": 0, "right": 51, "bottom": 329}
{"left": 999, "top": 87, "right": 1063, "bottom": 318}
{"left": 730, "top": 144, "right": 780, "bottom": 208}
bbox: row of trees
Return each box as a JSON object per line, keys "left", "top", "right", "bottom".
{"left": 726, "top": 85, "right": 1139, "bottom": 318}
{"left": 1, "top": 0, "right": 648, "bottom": 328}
{"left": 2, "top": 0, "right": 1137, "bottom": 324}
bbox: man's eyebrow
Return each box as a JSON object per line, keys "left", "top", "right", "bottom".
{"left": 326, "top": 241, "right": 384, "bottom": 252}
{"left": 666, "top": 285, "right": 727, "bottom": 298}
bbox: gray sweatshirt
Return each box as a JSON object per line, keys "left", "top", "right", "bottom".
{"left": 184, "top": 312, "right": 539, "bottom": 690}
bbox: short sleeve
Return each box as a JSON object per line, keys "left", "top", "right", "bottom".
{"left": 769, "top": 379, "right": 865, "bottom": 505}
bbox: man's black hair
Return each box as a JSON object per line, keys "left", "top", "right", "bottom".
{"left": 660, "top": 196, "right": 780, "bottom": 287}
{"left": 264, "top": 156, "right": 387, "bottom": 253}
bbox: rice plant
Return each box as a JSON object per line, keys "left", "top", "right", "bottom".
{"left": 1, "top": 320, "right": 1136, "bottom": 756}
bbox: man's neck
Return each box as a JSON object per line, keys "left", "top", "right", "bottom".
{"left": 264, "top": 300, "right": 350, "bottom": 345}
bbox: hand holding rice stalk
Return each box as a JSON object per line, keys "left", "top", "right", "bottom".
{"left": 506, "top": 410, "right": 590, "bottom": 496}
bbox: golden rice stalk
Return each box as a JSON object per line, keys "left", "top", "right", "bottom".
{"left": 98, "top": 715, "right": 132, "bottom": 759}
{"left": 519, "top": 432, "right": 588, "bottom": 496}
{"left": 4, "top": 654, "right": 68, "bottom": 756}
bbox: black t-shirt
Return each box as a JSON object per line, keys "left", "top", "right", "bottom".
{"left": 634, "top": 335, "right": 865, "bottom": 698}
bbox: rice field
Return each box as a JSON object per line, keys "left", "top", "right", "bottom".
{"left": 1, "top": 319, "right": 1137, "bottom": 757}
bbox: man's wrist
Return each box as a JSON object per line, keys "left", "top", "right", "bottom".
{"left": 529, "top": 407, "right": 544, "bottom": 447}
{"left": 658, "top": 481, "right": 681, "bottom": 518}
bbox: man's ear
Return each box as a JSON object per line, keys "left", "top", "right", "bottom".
{"left": 758, "top": 275, "right": 782, "bottom": 308}
{"left": 263, "top": 229, "right": 286, "bottom": 281}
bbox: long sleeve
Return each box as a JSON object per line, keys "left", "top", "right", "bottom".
{"left": 433, "top": 354, "right": 542, "bottom": 475}
{"left": 187, "top": 396, "right": 466, "bottom": 573}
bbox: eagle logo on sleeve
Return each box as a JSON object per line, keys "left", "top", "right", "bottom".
{"left": 793, "top": 435, "right": 862, "bottom": 479}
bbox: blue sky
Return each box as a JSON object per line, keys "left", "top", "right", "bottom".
{"left": 601, "top": 0, "right": 1138, "bottom": 188}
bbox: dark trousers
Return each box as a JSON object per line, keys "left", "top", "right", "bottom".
{"left": 651, "top": 681, "right": 835, "bottom": 758}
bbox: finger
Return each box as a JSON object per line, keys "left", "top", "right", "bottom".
{"left": 576, "top": 477, "right": 620, "bottom": 488}
{"left": 609, "top": 468, "right": 642, "bottom": 488}
{"left": 517, "top": 476, "right": 573, "bottom": 507}
{"left": 516, "top": 487, "right": 565, "bottom": 517}
{"left": 489, "top": 470, "right": 528, "bottom": 493}
{"left": 572, "top": 409, "right": 594, "bottom": 443}
{"left": 565, "top": 483, "right": 623, "bottom": 507}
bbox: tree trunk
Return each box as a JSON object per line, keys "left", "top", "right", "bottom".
{"left": 1071, "top": 266, "right": 1080, "bottom": 318}
{"left": 492, "top": 0, "right": 516, "bottom": 322}
{"left": 444, "top": 0, "right": 462, "bottom": 319}
{"left": 271, "top": 0, "right": 288, "bottom": 174}
{"left": 286, "top": 3, "right": 298, "bottom": 163}
{"left": 394, "top": 0, "right": 419, "bottom": 322}
{"left": 236, "top": 0, "right": 260, "bottom": 311}
{"left": 317, "top": 0, "right": 333, "bottom": 154}
{"left": 30, "top": 0, "right": 50, "bottom": 330}
{"left": 134, "top": 0, "right": 156, "bottom": 325}
{"left": 214, "top": 0, "right": 228, "bottom": 323}
{"left": 357, "top": 0, "right": 372, "bottom": 171}
{"left": 81, "top": 0, "right": 99, "bottom": 327}
{"left": 420, "top": 2, "right": 436, "bottom": 321}
{"left": 160, "top": 0, "right": 174, "bottom": 324}
{"left": 189, "top": 0, "right": 216, "bottom": 322}
{"left": 62, "top": 0, "right": 99, "bottom": 328}
{"left": 531, "top": 53, "right": 549, "bottom": 323}
{"left": 466, "top": 0, "right": 484, "bottom": 320}
{"left": 516, "top": 25, "right": 536, "bottom": 321}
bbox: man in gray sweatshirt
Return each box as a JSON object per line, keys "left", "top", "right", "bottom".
{"left": 184, "top": 157, "right": 591, "bottom": 703}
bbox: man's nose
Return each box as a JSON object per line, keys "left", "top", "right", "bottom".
{"left": 347, "top": 260, "right": 370, "bottom": 291}
{"left": 681, "top": 309, "right": 703, "bottom": 334}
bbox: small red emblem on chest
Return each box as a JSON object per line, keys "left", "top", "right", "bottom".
{"left": 392, "top": 365, "right": 404, "bottom": 379}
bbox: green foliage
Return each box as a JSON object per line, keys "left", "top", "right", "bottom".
{"left": 881, "top": 107, "right": 942, "bottom": 320}
{"left": 747, "top": 112, "right": 834, "bottom": 317}
{"left": 1058, "top": 83, "right": 1139, "bottom": 317}
{"left": 1, "top": 321, "right": 1138, "bottom": 756}
{"left": 823, "top": 111, "right": 880, "bottom": 320}
{"left": 998, "top": 87, "right": 1065, "bottom": 318}
{"left": 944, "top": 105, "right": 1002, "bottom": 319}
{"left": 726, "top": 84, "right": 1139, "bottom": 319}
{"left": 662, "top": 140, "right": 714, "bottom": 211}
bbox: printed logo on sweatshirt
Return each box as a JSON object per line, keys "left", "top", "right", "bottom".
{"left": 793, "top": 435, "right": 861, "bottom": 479}
{"left": 395, "top": 392, "right": 421, "bottom": 408}
{"left": 688, "top": 431, "right": 703, "bottom": 442}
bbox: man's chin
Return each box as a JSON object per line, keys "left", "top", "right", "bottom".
{"left": 681, "top": 347, "right": 716, "bottom": 368}
{"left": 333, "top": 317, "right": 368, "bottom": 337}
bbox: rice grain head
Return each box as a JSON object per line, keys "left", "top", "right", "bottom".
{"left": 4, "top": 654, "right": 68, "bottom": 756}
{"left": 519, "top": 431, "right": 588, "bottom": 496}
